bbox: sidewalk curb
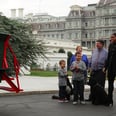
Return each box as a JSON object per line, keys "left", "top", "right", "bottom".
{"left": 0, "top": 90, "right": 58, "bottom": 97}
{"left": 0, "top": 89, "right": 90, "bottom": 97}
{"left": 0, "top": 88, "right": 115, "bottom": 97}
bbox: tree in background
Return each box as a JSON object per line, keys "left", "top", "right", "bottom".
{"left": 0, "top": 15, "right": 47, "bottom": 74}
{"left": 67, "top": 51, "right": 73, "bottom": 70}
{"left": 58, "top": 48, "right": 65, "bottom": 53}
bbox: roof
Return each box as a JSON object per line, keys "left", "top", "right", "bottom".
{"left": 98, "top": 0, "right": 116, "bottom": 6}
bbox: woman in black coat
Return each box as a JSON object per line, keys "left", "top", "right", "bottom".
{"left": 105, "top": 33, "right": 116, "bottom": 106}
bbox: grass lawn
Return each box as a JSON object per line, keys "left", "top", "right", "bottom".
{"left": 30, "top": 70, "right": 72, "bottom": 77}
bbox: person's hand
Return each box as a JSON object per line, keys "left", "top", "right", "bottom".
{"left": 102, "top": 68, "right": 106, "bottom": 73}
{"left": 75, "top": 65, "right": 78, "bottom": 69}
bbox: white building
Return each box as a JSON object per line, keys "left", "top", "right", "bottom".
{"left": 39, "top": 37, "right": 92, "bottom": 56}
{"left": 37, "top": 53, "right": 67, "bottom": 71}
{"left": 32, "top": 38, "right": 91, "bottom": 71}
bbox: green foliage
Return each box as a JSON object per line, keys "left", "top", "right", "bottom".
{"left": 30, "top": 70, "right": 72, "bottom": 77}
{"left": 0, "top": 15, "right": 47, "bottom": 74}
{"left": 30, "top": 70, "right": 58, "bottom": 77}
{"left": 67, "top": 51, "right": 73, "bottom": 70}
{"left": 58, "top": 48, "right": 65, "bottom": 53}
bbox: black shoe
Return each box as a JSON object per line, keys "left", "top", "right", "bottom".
{"left": 52, "top": 95, "right": 59, "bottom": 99}
{"left": 109, "top": 101, "right": 113, "bottom": 107}
{"left": 105, "top": 99, "right": 113, "bottom": 107}
{"left": 108, "top": 98, "right": 113, "bottom": 106}
{"left": 85, "top": 98, "right": 91, "bottom": 102}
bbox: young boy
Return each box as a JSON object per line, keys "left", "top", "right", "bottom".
{"left": 70, "top": 52, "right": 86, "bottom": 105}
{"left": 58, "top": 60, "right": 68, "bottom": 102}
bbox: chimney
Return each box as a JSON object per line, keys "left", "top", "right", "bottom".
{"left": 18, "top": 8, "right": 24, "bottom": 18}
{"left": 11, "top": 9, "right": 16, "bottom": 18}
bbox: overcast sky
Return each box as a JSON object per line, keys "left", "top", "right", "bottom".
{"left": 0, "top": 0, "right": 100, "bottom": 17}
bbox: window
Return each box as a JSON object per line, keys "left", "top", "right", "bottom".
{"left": 56, "top": 23, "right": 59, "bottom": 28}
{"left": 46, "top": 24, "right": 50, "bottom": 29}
{"left": 47, "top": 34, "right": 50, "bottom": 37}
{"left": 85, "top": 22, "right": 88, "bottom": 27}
{"left": 61, "top": 34, "right": 64, "bottom": 39}
{"left": 104, "top": 9, "right": 109, "bottom": 15}
{"left": 52, "top": 34, "right": 54, "bottom": 38}
{"left": 85, "top": 33, "right": 88, "bottom": 38}
{"left": 105, "top": 18, "right": 109, "bottom": 25}
{"left": 113, "top": 9, "right": 116, "bottom": 14}
{"left": 90, "top": 33, "right": 92, "bottom": 38}
{"left": 69, "top": 33, "right": 72, "bottom": 39}
{"left": 43, "top": 34, "right": 46, "bottom": 37}
{"left": 38, "top": 24, "right": 41, "bottom": 29}
{"left": 75, "top": 33, "right": 78, "bottom": 38}
{"left": 56, "top": 34, "right": 59, "bottom": 38}
{"left": 99, "top": 31, "right": 102, "bottom": 37}
{"left": 68, "top": 22, "right": 71, "bottom": 27}
{"left": 112, "top": 17, "right": 116, "bottom": 25}
{"left": 105, "top": 30, "right": 109, "bottom": 36}
{"left": 82, "top": 42, "right": 86, "bottom": 47}
{"left": 76, "top": 21, "right": 79, "bottom": 26}
{"left": 112, "top": 29, "right": 116, "bottom": 33}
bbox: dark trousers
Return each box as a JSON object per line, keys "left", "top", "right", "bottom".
{"left": 59, "top": 86, "right": 66, "bottom": 100}
{"left": 89, "top": 70, "right": 106, "bottom": 100}
{"left": 108, "top": 72, "right": 116, "bottom": 103}
{"left": 72, "top": 80, "right": 84, "bottom": 101}
{"left": 84, "top": 70, "right": 88, "bottom": 84}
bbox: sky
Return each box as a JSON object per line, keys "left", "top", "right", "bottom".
{"left": 0, "top": 0, "right": 100, "bottom": 17}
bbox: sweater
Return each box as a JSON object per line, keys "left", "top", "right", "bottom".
{"left": 58, "top": 67, "right": 67, "bottom": 86}
{"left": 70, "top": 60, "right": 86, "bottom": 81}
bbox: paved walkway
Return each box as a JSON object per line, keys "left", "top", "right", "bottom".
{"left": 0, "top": 76, "right": 116, "bottom": 94}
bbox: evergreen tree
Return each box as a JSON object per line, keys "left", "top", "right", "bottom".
{"left": 0, "top": 15, "right": 47, "bottom": 74}
{"left": 58, "top": 48, "right": 65, "bottom": 53}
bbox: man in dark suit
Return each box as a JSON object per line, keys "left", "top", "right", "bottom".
{"left": 105, "top": 33, "right": 116, "bottom": 106}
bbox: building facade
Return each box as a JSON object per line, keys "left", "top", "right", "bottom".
{"left": 21, "top": 0, "right": 116, "bottom": 49}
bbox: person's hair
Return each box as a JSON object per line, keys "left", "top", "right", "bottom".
{"left": 96, "top": 39, "right": 104, "bottom": 45}
{"left": 75, "top": 52, "right": 81, "bottom": 56}
{"left": 59, "top": 60, "right": 65, "bottom": 65}
{"left": 76, "top": 45, "right": 82, "bottom": 51}
{"left": 112, "top": 33, "right": 116, "bottom": 37}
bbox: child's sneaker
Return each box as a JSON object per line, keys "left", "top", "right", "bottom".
{"left": 64, "top": 100, "right": 69, "bottom": 103}
{"left": 58, "top": 100, "right": 65, "bottom": 103}
{"left": 73, "top": 101, "right": 78, "bottom": 105}
{"left": 80, "top": 101, "right": 86, "bottom": 104}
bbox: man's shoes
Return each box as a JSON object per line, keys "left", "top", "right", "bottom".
{"left": 58, "top": 100, "right": 65, "bottom": 103}
{"left": 85, "top": 99, "right": 91, "bottom": 102}
{"left": 80, "top": 101, "right": 86, "bottom": 104}
{"left": 107, "top": 100, "right": 113, "bottom": 107}
{"left": 58, "top": 99, "right": 69, "bottom": 103}
{"left": 64, "top": 100, "right": 69, "bottom": 103}
{"left": 73, "top": 101, "right": 78, "bottom": 105}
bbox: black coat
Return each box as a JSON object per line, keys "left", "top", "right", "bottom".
{"left": 106, "top": 43, "right": 116, "bottom": 75}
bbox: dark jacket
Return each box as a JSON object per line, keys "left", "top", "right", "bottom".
{"left": 105, "top": 43, "right": 116, "bottom": 75}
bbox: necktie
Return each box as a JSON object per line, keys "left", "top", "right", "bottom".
{"left": 95, "top": 50, "right": 100, "bottom": 70}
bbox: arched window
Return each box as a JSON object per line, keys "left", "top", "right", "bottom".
{"left": 56, "top": 23, "right": 59, "bottom": 28}
{"left": 46, "top": 24, "right": 51, "bottom": 29}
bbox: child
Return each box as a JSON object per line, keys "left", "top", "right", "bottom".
{"left": 52, "top": 77, "right": 73, "bottom": 101}
{"left": 58, "top": 60, "right": 69, "bottom": 102}
{"left": 70, "top": 52, "right": 86, "bottom": 105}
